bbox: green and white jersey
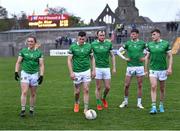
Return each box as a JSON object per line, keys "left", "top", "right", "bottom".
{"left": 146, "top": 39, "right": 171, "bottom": 70}
{"left": 19, "top": 48, "right": 43, "bottom": 74}
{"left": 91, "top": 40, "right": 113, "bottom": 68}
{"left": 124, "top": 39, "right": 146, "bottom": 67}
{"left": 68, "top": 42, "right": 92, "bottom": 72}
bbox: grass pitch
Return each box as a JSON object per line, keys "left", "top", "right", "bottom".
{"left": 0, "top": 55, "right": 180, "bottom": 130}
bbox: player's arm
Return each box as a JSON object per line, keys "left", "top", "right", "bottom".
{"left": 37, "top": 57, "right": 44, "bottom": 85}
{"left": 167, "top": 51, "right": 173, "bottom": 75}
{"left": 15, "top": 56, "right": 23, "bottom": 73}
{"left": 144, "top": 52, "right": 150, "bottom": 76}
{"left": 90, "top": 53, "right": 96, "bottom": 78}
{"left": 140, "top": 49, "right": 147, "bottom": 62}
{"left": 67, "top": 54, "right": 75, "bottom": 80}
{"left": 110, "top": 50, "right": 116, "bottom": 73}
{"left": 39, "top": 58, "right": 44, "bottom": 76}
{"left": 116, "top": 47, "right": 130, "bottom": 61}
{"left": 15, "top": 56, "right": 23, "bottom": 81}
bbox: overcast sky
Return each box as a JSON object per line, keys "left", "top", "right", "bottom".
{"left": 1, "top": 0, "right": 180, "bottom": 23}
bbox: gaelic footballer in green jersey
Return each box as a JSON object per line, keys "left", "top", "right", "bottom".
{"left": 117, "top": 29, "right": 146, "bottom": 109}
{"left": 15, "top": 36, "right": 44, "bottom": 117}
{"left": 67, "top": 31, "right": 95, "bottom": 114}
{"left": 145, "top": 29, "right": 173, "bottom": 114}
{"left": 91, "top": 30, "right": 116, "bottom": 111}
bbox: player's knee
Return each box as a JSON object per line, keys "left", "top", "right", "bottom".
{"left": 96, "top": 86, "right": 101, "bottom": 91}
{"left": 84, "top": 88, "right": 89, "bottom": 94}
{"left": 105, "top": 86, "right": 110, "bottom": 91}
{"left": 31, "top": 92, "right": 36, "bottom": 98}
{"left": 160, "top": 87, "right": 165, "bottom": 92}
{"left": 125, "top": 84, "right": 130, "bottom": 89}
{"left": 22, "top": 92, "right": 27, "bottom": 97}
{"left": 151, "top": 85, "right": 156, "bottom": 91}
{"left": 75, "top": 91, "right": 80, "bottom": 95}
{"left": 138, "top": 83, "right": 143, "bottom": 88}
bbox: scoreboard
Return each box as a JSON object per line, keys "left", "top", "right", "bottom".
{"left": 28, "top": 14, "right": 69, "bottom": 28}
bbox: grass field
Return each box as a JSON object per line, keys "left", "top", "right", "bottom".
{"left": 0, "top": 55, "right": 180, "bottom": 130}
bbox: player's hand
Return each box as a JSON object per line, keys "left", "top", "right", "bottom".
{"left": 37, "top": 76, "right": 43, "bottom": 85}
{"left": 112, "top": 68, "right": 116, "bottom": 74}
{"left": 167, "top": 68, "right": 172, "bottom": 76}
{"left": 70, "top": 73, "right": 75, "bottom": 80}
{"left": 91, "top": 70, "right": 96, "bottom": 79}
{"left": 125, "top": 58, "right": 131, "bottom": 62}
{"left": 140, "top": 57, "right": 145, "bottom": 62}
{"left": 15, "top": 72, "right": 20, "bottom": 81}
{"left": 144, "top": 71, "right": 149, "bottom": 77}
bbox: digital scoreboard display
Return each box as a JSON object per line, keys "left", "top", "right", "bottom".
{"left": 28, "top": 14, "right": 69, "bottom": 28}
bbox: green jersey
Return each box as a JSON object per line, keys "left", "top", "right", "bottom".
{"left": 146, "top": 39, "right": 171, "bottom": 70}
{"left": 68, "top": 42, "right": 92, "bottom": 72}
{"left": 91, "top": 40, "right": 113, "bottom": 68}
{"left": 19, "top": 48, "right": 43, "bottom": 74}
{"left": 124, "top": 40, "right": 146, "bottom": 67}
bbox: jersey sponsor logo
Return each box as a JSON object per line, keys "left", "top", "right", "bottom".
{"left": 100, "top": 46, "right": 104, "bottom": 49}
{"left": 75, "top": 49, "right": 80, "bottom": 52}
{"left": 133, "top": 45, "right": 137, "bottom": 48}
{"left": 155, "top": 45, "right": 159, "bottom": 48}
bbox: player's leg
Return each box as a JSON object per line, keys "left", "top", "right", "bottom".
{"left": 74, "top": 84, "right": 81, "bottom": 112}
{"left": 158, "top": 70, "right": 167, "bottom": 113}
{"left": 136, "top": 66, "right": 145, "bottom": 109}
{"left": 119, "top": 75, "right": 132, "bottom": 108}
{"left": 82, "top": 69, "right": 91, "bottom": 113}
{"left": 83, "top": 82, "right": 90, "bottom": 113}
{"left": 149, "top": 76, "right": 158, "bottom": 114}
{"left": 20, "top": 83, "right": 29, "bottom": 117}
{"left": 101, "top": 68, "right": 111, "bottom": 108}
{"left": 95, "top": 68, "right": 103, "bottom": 110}
{"left": 159, "top": 80, "right": 166, "bottom": 112}
{"left": 102, "top": 79, "right": 110, "bottom": 108}
{"left": 29, "top": 73, "right": 39, "bottom": 116}
{"left": 73, "top": 72, "right": 82, "bottom": 113}
{"left": 19, "top": 71, "right": 30, "bottom": 117}
{"left": 29, "top": 86, "right": 37, "bottom": 116}
{"left": 136, "top": 76, "right": 144, "bottom": 109}
{"left": 95, "top": 79, "right": 103, "bottom": 110}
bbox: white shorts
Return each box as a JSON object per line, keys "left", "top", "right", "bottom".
{"left": 126, "top": 66, "right": 145, "bottom": 77}
{"left": 73, "top": 69, "right": 91, "bottom": 84}
{"left": 21, "top": 70, "right": 39, "bottom": 87}
{"left": 149, "top": 70, "right": 167, "bottom": 81}
{"left": 95, "top": 68, "right": 111, "bottom": 79}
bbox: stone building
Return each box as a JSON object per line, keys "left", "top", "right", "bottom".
{"left": 95, "top": 0, "right": 152, "bottom": 26}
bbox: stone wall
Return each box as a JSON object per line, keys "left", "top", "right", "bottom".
{"left": 0, "top": 26, "right": 106, "bottom": 56}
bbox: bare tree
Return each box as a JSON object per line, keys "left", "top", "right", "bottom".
{"left": 0, "top": 6, "right": 8, "bottom": 19}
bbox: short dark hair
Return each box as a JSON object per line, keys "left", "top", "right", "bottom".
{"left": 151, "top": 29, "right": 161, "bottom": 34}
{"left": 131, "top": 29, "right": 139, "bottom": 34}
{"left": 78, "top": 31, "right": 86, "bottom": 37}
{"left": 96, "top": 30, "right": 105, "bottom": 36}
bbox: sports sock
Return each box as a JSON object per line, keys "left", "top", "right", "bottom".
{"left": 103, "top": 90, "right": 107, "bottom": 99}
{"left": 21, "top": 106, "right": 25, "bottom": 111}
{"left": 137, "top": 97, "right": 142, "bottom": 105}
{"left": 96, "top": 99, "right": 102, "bottom": 105}
{"left": 75, "top": 94, "right": 80, "bottom": 104}
{"left": 84, "top": 103, "right": 89, "bottom": 110}
{"left": 30, "top": 106, "right": 34, "bottom": 111}
{"left": 152, "top": 102, "right": 156, "bottom": 107}
{"left": 160, "top": 101, "right": 163, "bottom": 105}
{"left": 124, "top": 96, "right": 128, "bottom": 103}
